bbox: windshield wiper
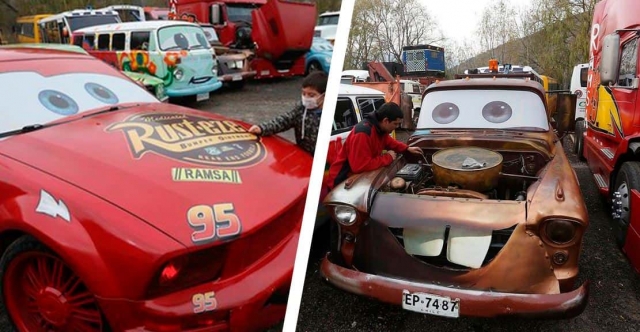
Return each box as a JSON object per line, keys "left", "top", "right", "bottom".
{"left": 0, "top": 124, "right": 47, "bottom": 138}
{"left": 82, "top": 105, "right": 129, "bottom": 119}
{"left": 189, "top": 45, "right": 207, "bottom": 50}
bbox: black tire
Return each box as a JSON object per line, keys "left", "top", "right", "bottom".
{"left": 612, "top": 162, "right": 640, "bottom": 247}
{"left": 0, "top": 235, "right": 110, "bottom": 331}
{"left": 574, "top": 119, "right": 585, "bottom": 160}
{"left": 306, "top": 61, "right": 322, "bottom": 76}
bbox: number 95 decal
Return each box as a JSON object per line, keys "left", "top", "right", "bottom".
{"left": 188, "top": 203, "right": 242, "bottom": 245}
{"left": 192, "top": 291, "right": 217, "bottom": 313}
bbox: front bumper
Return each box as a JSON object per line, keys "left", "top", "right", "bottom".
{"left": 165, "top": 80, "right": 223, "bottom": 98}
{"left": 321, "top": 255, "right": 589, "bottom": 319}
{"left": 219, "top": 70, "right": 256, "bottom": 82}
{"left": 97, "top": 231, "right": 299, "bottom": 332}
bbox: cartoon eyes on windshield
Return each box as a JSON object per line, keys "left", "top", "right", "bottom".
{"left": 432, "top": 102, "right": 460, "bottom": 124}
{"left": 482, "top": 101, "right": 512, "bottom": 123}
{"left": 196, "top": 33, "right": 208, "bottom": 46}
{"left": 174, "top": 33, "right": 189, "bottom": 49}
{"left": 38, "top": 90, "right": 79, "bottom": 116}
{"left": 85, "top": 83, "right": 119, "bottom": 104}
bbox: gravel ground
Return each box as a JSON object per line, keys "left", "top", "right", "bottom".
{"left": 296, "top": 131, "right": 640, "bottom": 332}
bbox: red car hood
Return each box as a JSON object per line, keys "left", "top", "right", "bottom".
{"left": 0, "top": 103, "right": 312, "bottom": 247}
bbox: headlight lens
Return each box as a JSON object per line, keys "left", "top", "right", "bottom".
{"left": 334, "top": 205, "right": 357, "bottom": 226}
{"left": 174, "top": 69, "right": 183, "bottom": 80}
{"left": 544, "top": 219, "right": 577, "bottom": 244}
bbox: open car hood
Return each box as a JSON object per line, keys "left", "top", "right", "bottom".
{"left": 251, "top": 0, "right": 316, "bottom": 60}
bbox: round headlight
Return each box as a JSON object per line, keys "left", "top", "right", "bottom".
{"left": 334, "top": 205, "right": 357, "bottom": 226}
{"left": 174, "top": 69, "right": 184, "bottom": 80}
{"left": 544, "top": 219, "right": 577, "bottom": 244}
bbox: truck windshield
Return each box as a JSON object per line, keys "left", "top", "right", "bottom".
{"left": 418, "top": 89, "right": 549, "bottom": 131}
{"left": 318, "top": 15, "right": 339, "bottom": 25}
{"left": 227, "top": 4, "right": 256, "bottom": 23}
{"left": 201, "top": 26, "right": 219, "bottom": 44}
{"left": 158, "top": 25, "right": 210, "bottom": 51}
{"left": 66, "top": 15, "right": 120, "bottom": 31}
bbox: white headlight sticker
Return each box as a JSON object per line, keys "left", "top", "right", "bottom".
{"left": 35, "top": 189, "right": 71, "bottom": 222}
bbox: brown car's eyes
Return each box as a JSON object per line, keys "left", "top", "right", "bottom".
{"left": 432, "top": 102, "right": 459, "bottom": 124}
{"left": 482, "top": 101, "right": 512, "bottom": 123}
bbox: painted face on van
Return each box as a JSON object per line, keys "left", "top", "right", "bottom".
{"left": 77, "top": 22, "right": 222, "bottom": 99}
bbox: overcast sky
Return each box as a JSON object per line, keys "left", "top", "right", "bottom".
{"left": 421, "top": 0, "right": 534, "bottom": 48}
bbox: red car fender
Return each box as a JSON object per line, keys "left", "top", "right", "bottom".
{"left": 0, "top": 155, "right": 183, "bottom": 300}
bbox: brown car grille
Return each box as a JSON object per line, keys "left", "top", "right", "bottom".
{"left": 389, "top": 225, "right": 516, "bottom": 270}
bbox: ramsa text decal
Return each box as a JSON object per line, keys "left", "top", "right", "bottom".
{"left": 106, "top": 113, "right": 267, "bottom": 167}
{"left": 172, "top": 167, "right": 241, "bottom": 184}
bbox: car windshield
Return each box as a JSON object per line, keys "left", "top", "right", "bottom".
{"left": 201, "top": 26, "right": 219, "bottom": 44}
{"left": 417, "top": 89, "right": 549, "bottom": 131}
{"left": 311, "top": 38, "right": 333, "bottom": 52}
{"left": 227, "top": 4, "right": 256, "bottom": 23}
{"left": 158, "top": 25, "right": 210, "bottom": 51}
{"left": 0, "top": 70, "right": 159, "bottom": 134}
{"left": 318, "top": 14, "right": 339, "bottom": 25}
{"left": 66, "top": 15, "right": 120, "bottom": 31}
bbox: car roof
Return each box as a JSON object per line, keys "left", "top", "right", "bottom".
{"left": 339, "top": 84, "right": 384, "bottom": 96}
{"left": 319, "top": 11, "right": 340, "bottom": 16}
{"left": 426, "top": 77, "right": 546, "bottom": 94}
{"left": 75, "top": 20, "right": 199, "bottom": 33}
{"left": 0, "top": 46, "right": 92, "bottom": 62}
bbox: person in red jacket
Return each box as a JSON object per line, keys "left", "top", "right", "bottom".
{"left": 325, "top": 102, "right": 423, "bottom": 190}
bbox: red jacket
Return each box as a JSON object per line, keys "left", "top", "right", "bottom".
{"left": 325, "top": 114, "right": 408, "bottom": 189}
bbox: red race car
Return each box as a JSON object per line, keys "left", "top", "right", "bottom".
{"left": 0, "top": 46, "right": 311, "bottom": 331}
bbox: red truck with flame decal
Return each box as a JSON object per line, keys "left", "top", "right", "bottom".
{"left": 581, "top": 0, "right": 640, "bottom": 272}
{"left": 171, "top": 0, "right": 316, "bottom": 79}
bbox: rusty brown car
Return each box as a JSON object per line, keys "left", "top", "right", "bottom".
{"left": 321, "top": 75, "right": 589, "bottom": 319}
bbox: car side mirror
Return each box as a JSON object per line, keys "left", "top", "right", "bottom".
{"left": 211, "top": 4, "right": 222, "bottom": 25}
{"left": 553, "top": 92, "right": 577, "bottom": 136}
{"left": 600, "top": 33, "right": 620, "bottom": 85}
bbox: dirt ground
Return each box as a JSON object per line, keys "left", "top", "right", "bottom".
{"left": 296, "top": 132, "right": 640, "bottom": 332}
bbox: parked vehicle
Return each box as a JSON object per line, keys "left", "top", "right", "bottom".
{"left": 314, "top": 11, "right": 339, "bottom": 45}
{"left": 341, "top": 70, "right": 369, "bottom": 84}
{"left": 38, "top": 9, "right": 121, "bottom": 44}
{"left": 99, "top": 5, "right": 170, "bottom": 22}
{"left": 173, "top": 0, "right": 316, "bottom": 79}
{"left": 14, "top": 15, "right": 52, "bottom": 43}
{"left": 570, "top": 63, "right": 589, "bottom": 158}
{"left": 0, "top": 44, "right": 311, "bottom": 332}
{"left": 306, "top": 37, "right": 332, "bottom": 75}
{"left": 321, "top": 68, "right": 588, "bottom": 319}
{"left": 73, "top": 21, "right": 223, "bottom": 102}
{"left": 580, "top": 0, "right": 640, "bottom": 273}
{"left": 200, "top": 22, "right": 255, "bottom": 89}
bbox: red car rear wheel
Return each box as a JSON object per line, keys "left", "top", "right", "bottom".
{"left": 1, "top": 236, "right": 104, "bottom": 331}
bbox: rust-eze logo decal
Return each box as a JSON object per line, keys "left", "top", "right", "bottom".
{"left": 106, "top": 113, "right": 267, "bottom": 167}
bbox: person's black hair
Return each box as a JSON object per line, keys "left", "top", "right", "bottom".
{"left": 375, "top": 102, "right": 404, "bottom": 122}
{"left": 302, "top": 71, "right": 328, "bottom": 94}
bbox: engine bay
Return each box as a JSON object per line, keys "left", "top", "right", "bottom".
{"left": 382, "top": 146, "right": 547, "bottom": 201}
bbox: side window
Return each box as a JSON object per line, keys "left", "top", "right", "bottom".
{"left": 618, "top": 38, "right": 638, "bottom": 87}
{"left": 72, "top": 35, "right": 83, "bottom": 47}
{"left": 97, "top": 34, "right": 110, "bottom": 51}
{"left": 357, "top": 97, "right": 385, "bottom": 117}
{"left": 333, "top": 98, "right": 358, "bottom": 135}
{"left": 112, "top": 33, "right": 126, "bottom": 50}
{"left": 411, "top": 83, "right": 421, "bottom": 94}
{"left": 130, "top": 31, "right": 151, "bottom": 50}
{"left": 84, "top": 35, "right": 95, "bottom": 49}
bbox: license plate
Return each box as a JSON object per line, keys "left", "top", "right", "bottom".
{"left": 402, "top": 290, "right": 460, "bottom": 318}
{"left": 232, "top": 74, "right": 242, "bottom": 81}
{"left": 196, "top": 93, "right": 209, "bottom": 101}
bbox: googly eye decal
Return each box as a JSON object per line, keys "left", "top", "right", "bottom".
{"left": 432, "top": 102, "right": 460, "bottom": 124}
{"left": 85, "top": 83, "right": 119, "bottom": 104}
{"left": 482, "top": 101, "right": 512, "bottom": 123}
{"left": 38, "top": 90, "right": 79, "bottom": 115}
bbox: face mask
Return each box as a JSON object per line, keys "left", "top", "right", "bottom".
{"left": 301, "top": 93, "right": 323, "bottom": 109}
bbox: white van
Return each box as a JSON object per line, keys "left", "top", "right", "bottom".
{"left": 570, "top": 63, "right": 588, "bottom": 157}
{"left": 341, "top": 70, "right": 369, "bottom": 84}
{"left": 314, "top": 11, "right": 339, "bottom": 44}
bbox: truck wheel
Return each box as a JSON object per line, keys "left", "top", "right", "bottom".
{"left": 0, "top": 236, "right": 107, "bottom": 331}
{"left": 574, "top": 119, "right": 585, "bottom": 160}
{"left": 612, "top": 162, "right": 640, "bottom": 248}
{"left": 306, "top": 61, "right": 322, "bottom": 75}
